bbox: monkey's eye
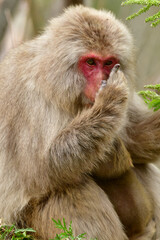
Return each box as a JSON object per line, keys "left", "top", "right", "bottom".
{"left": 86, "top": 58, "right": 96, "bottom": 66}
{"left": 104, "top": 60, "right": 113, "bottom": 66}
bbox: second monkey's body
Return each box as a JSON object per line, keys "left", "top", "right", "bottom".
{"left": 94, "top": 137, "right": 153, "bottom": 238}
{"left": 0, "top": 5, "right": 160, "bottom": 240}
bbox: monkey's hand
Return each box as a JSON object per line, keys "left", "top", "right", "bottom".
{"left": 92, "top": 65, "right": 130, "bottom": 179}
{"left": 94, "top": 64, "right": 128, "bottom": 128}
{"left": 99, "top": 64, "right": 127, "bottom": 90}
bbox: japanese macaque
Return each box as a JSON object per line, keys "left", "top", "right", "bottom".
{"left": 0, "top": 5, "right": 160, "bottom": 240}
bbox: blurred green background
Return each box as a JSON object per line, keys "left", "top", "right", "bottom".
{"left": 0, "top": 0, "right": 160, "bottom": 89}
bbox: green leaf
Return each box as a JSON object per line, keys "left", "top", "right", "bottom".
{"left": 126, "top": 4, "right": 151, "bottom": 20}
{"left": 148, "top": 99, "right": 160, "bottom": 110}
{"left": 121, "top": 0, "right": 160, "bottom": 26}
{"left": 76, "top": 233, "right": 86, "bottom": 239}
{"left": 52, "top": 219, "right": 64, "bottom": 230}
{"left": 151, "top": 18, "right": 160, "bottom": 26}
{"left": 138, "top": 84, "right": 160, "bottom": 111}
{"left": 144, "top": 84, "right": 160, "bottom": 90}
{"left": 68, "top": 221, "right": 73, "bottom": 235}
{"left": 145, "top": 11, "right": 160, "bottom": 22}
{"left": 53, "top": 234, "right": 61, "bottom": 240}
{"left": 51, "top": 218, "right": 97, "bottom": 240}
{"left": 58, "top": 232, "right": 69, "bottom": 239}
{"left": 62, "top": 218, "right": 67, "bottom": 230}
{"left": 122, "top": 0, "right": 160, "bottom": 6}
{"left": 14, "top": 228, "right": 36, "bottom": 234}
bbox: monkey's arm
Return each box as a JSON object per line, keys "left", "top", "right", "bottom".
{"left": 93, "top": 137, "right": 133, "bottom": 179}
{"left": 49, "top": 69, "right": 128, "bottom": 186}
{"left": 122, "top": 93, "right": 160, "bottom": 163}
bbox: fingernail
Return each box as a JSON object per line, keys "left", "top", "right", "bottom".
{"left": 101, "top": 80, "right": 107, "bottom": 86}
{"left": 114, "top": 63, "right": 120, "bottom": 71}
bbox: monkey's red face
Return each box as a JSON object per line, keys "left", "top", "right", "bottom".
{"left": 78, "top": 53, "right": 119, "bottom": 102}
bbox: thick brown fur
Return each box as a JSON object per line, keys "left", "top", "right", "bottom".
{"left": 93, "top": 138, "right": 153, "bottom": 237}
{"left": 0, "top": 5, "right": 160, "bottom": 240}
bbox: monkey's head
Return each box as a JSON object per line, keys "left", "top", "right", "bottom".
{"left": 43, "top": 5, "right": 135, "bottom": 112}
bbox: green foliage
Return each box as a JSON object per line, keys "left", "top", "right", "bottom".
{"left": 138, "top": 84, "right": 160, "bottom": 111}
{"left": 51, "top": 219, "right": 97, "bottom": 240}
{"left": 0, "top": 219, "right": 97, "bottom": 240}
{"left": 0, "top": 224, "right": 36, "bottom": 240}
{"left": 121, "top": 0, "right": 160, "bottom": 26}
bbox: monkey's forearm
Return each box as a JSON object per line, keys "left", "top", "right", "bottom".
{"left": 124, "top": 94, "right": 160, "bottom": 163}
{"left": 126, "top": 111, "right": 160, "bottom": 163}
{"left": 50, "top": 85, "right": 128, "bottom": 185}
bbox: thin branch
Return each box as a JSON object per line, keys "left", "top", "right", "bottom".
{"left": 122, "top": 0, "right": 160, "bottom": 6}
{"left": 126, "top": 4, "right": 152, "bottom": 20}
{"left": 4, "top": 9, "right": 16, "bottom": 48}
{"left": 0, "top": 0, "right": 19, "bottom": 42}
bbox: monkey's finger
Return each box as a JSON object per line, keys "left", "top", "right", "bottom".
{"left": 110, "top": 64, "right": 120, "bottom": 77}
{"left": 96, "top": 80, "right": 107, "bottom": 96}
{"left": 108, "top": 64, "right": 121, "bottom": 82}
{"left": 108, "top": 63, "right": 128, "bottom": 87}
{"left": 113, "top": 63, "right": 120, "bottom": 72}
{"left": 99, "top": 80, "right": 107, "bottom": 91}
{"left": 96, "top": 80, "right": 107, "bottom": 98}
